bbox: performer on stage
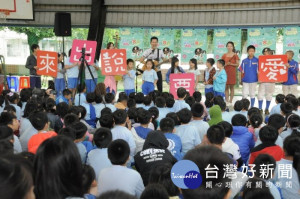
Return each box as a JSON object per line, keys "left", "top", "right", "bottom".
{"left": 282, "top": 50, "right": 299, "bottom": 97}
{"left": 104, "top": 42, "right": 117, "bottom": 94}
{"left": 239, "top": 45, "right": 258, "bottom": 108}
{"left": 222, "top": 41, "right": 240, "bottom": 105}
{"left": 166, "top": 56, "right": 185, "bottom": 84}
{"left": 55, "top": 53, "right": 65, "bottom": 96}
{"left": 140, "top": 36, "right": 167, "bottom": 92}
{"left": 25, "top": 44, "right": 41, "bottom": 89}
{"left": 65, "top": 49, "right": 79, "bottom": 98}
{"left": 258, "top": 48, "right": 275, "bottom": 115}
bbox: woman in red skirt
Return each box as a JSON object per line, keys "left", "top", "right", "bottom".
{"left": 222, "top": 41, "right": 240, "bottom": 105}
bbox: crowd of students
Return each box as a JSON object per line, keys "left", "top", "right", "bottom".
{"left": 0, "top": 38, "right": 298, "bottom": 199}
{"left": 0, "top": 80, "right": 300, "bottom": 199}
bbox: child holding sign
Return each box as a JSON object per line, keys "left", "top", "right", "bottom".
{"left": 142, "top": 60, "right": 158, "bottom": 95}
{"left": 282, "top": 50, "right": 299, "bottom": 96}
{"left": 239, "top": 45, "right": 259, "bottom": 107}
{"left": 187, "top": 58, "right": 200, "bottom": 91}
{"left": 123, "top": 59, "right": 136, "bottom": 96}
{"left": 258, "top": 48, "right": 275, "bottom": 115}
{"left": 213, "top": 59, "right": 227, "bottom": 98}
{"left": 166, "top": 57, "right": 185, "bottom": 84}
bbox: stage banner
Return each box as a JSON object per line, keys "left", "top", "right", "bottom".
{"left": 170, "top": 73, "right": 195, "bottom": 99}
{"left": 101, "top": 49, "right": 127, "bottom": 76}
{"left": 70, "top": 40, "right": 97, "bottom": 65}
{"left": 181, "top": 29, "right": 208, "bottom": 65}
{"left": 248, "top": 28, "right": 277, "bottom": 57}
{"left": 119, "top": 28, "right": 144, "bottom": 61}
{"left": 283, "top": 27, "right": 300, "bottom": 62}
{"left": 37, "top": 50, "right": 57, "bottom": 77}
{"left": 148, "top": 28, "right": 175, "bottom": 59}
{"left": 258, "top": 55, "right": 288, "bottom": 83}
{"left": 213, "top": 29, "right": 241, "bottom": 60}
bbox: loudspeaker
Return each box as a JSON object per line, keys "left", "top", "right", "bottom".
{"left": 54, "top": 12, "right": 71, "bottom": 36}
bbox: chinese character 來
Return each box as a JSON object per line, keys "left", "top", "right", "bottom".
{"left": 39, "top": 54, "right": 56, "bottom": 73}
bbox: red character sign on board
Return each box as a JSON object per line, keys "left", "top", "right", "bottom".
{"left": 37, "top": 50, "right": 57, "bottom": 77}
{"left": 70, "top": 40, "right": 97, "bottom": 65}
{"left": 170, "top": 73, "right": 195, "bottom": 99}
{"left": 258, "top": 55, "right": 288, "bottom": 83}
{"left": 101, "top": 49, "right": 127, "bottom": 75}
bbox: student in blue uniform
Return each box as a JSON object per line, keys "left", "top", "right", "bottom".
{"left": 213, "top": 59, "right": 227, "bottom": 98}
{"left": 142, "top": 60, "right": 158, "bottom": 95}
{"left": 239, "top": 45, "right": 259, "bottom": 107}
{"left": 160, "top": 117, "right": 183, "bottom": 160}
{"left": 82, "top": 93, "right": 97, "bottom": 128}
{"left": 123, "top": 59, "right": 136, "bottom": 96}
{"left": 56, "top": 89, "right": 72, "bottom": 105}
{"left": 65, "top": 49, "right": 79, "bottom": 98}
{"left": 282, "top": 50, "right": 299, "bottom": 96}
{"left": 85, "top": 59, "right": 99, "bottom": 93}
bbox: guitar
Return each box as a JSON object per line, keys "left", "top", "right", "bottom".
{"left": 138, "top": 55, "right": 178, "bottom": 74}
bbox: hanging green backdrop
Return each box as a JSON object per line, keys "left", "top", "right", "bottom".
{"left": 283, "top": 26, "right": 300, "bottom": 60}
{"left": 119, "top": 27, "right": 144, "bottom": 61}
{"left": 247, "top": 27, "right": 277, "bottom": 57}
{"left": 213, "top": 28, "right": 242, "bottom": 59}
{"left": 181, "top": 29, "right": 208, "bottom": 65}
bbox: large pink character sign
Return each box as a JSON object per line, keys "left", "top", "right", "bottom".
{"left": 170, "top": 73, "right": 195, "bottom": 99}
{"left": 70, "top": 40, "right": 97, "bottom": 65}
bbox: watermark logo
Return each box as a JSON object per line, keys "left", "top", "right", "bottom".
{"left": 171, "top": 160, "right": 202, "bottom": 189}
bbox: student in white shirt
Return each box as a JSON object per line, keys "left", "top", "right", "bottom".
{"left": 190, "top": 103, "right": 209, "bottom": 141}
{"left": 55, "top": 53, "right": 66, "bottom": 96}
{"left": 173, "top": 88, "right": 190, "bottom": 112}
{"left": 98, "top": 139, "right": 144, "bottom": 198}
{"left": 187, "top": 58, "right": 200, "bottom": 91}
{"left": 274, "top": 135, "right": 300, "bottom": 199}
{"left": 219, "top": 121, "right": 243, "bottom": 167}
{"left": 155, "top": 96, "right": 170, "bottom": 122}
{"left": 104, "top": 93, "right": 117, "bottom": 112}
{"left": 175, "top": 108, "right": 201, "bottom": 156}
{"left": 111, "top": 110, "right": 136, "bottom": 159}
{"left": 87, "top": 128, "right": 112, "bottom": 180}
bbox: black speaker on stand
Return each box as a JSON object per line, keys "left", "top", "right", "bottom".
{"left": 54, "top": 12, "right": 72, "bottom": 89}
